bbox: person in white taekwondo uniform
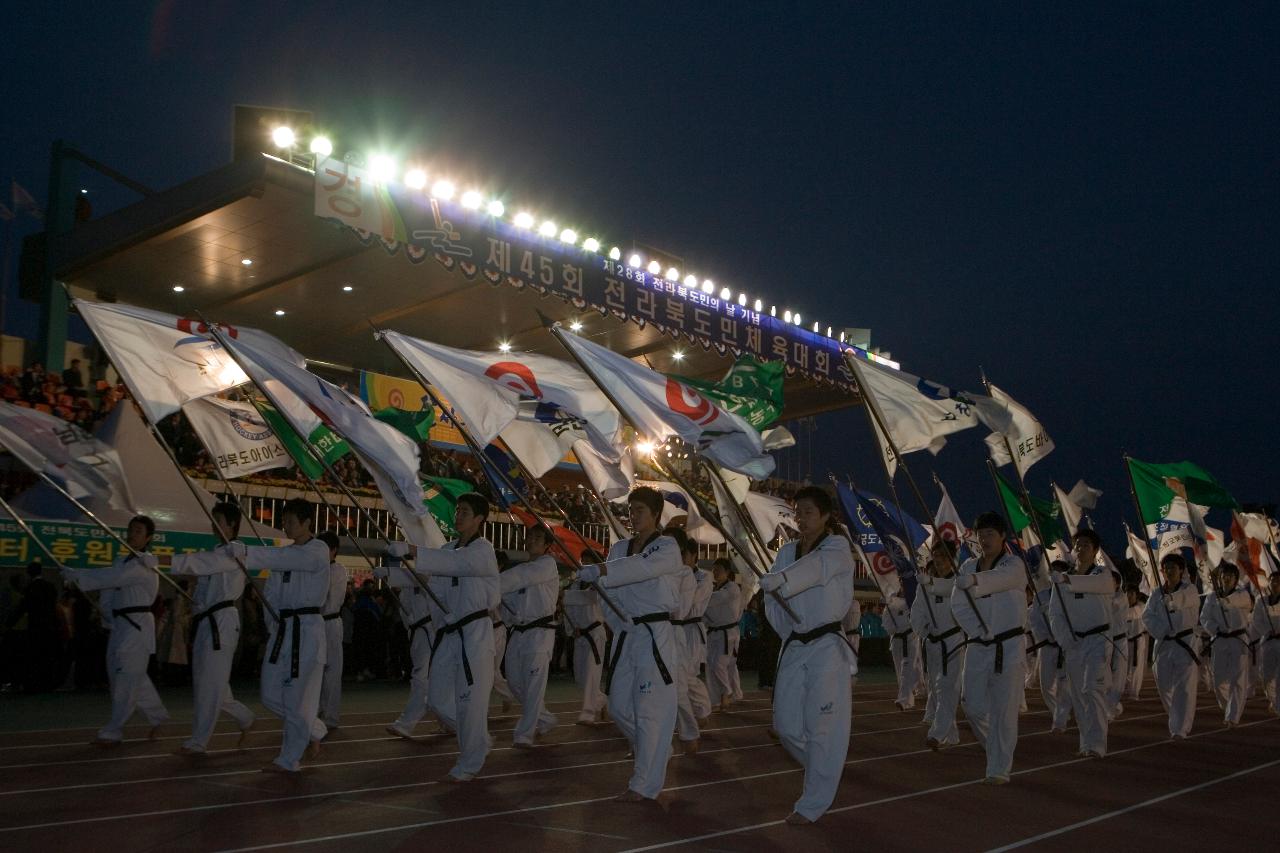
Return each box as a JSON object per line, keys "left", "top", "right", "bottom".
{"left": 1123, "top": 585, "right": 1149, "bottom": 701}
{"left": 1141, "top": 554, "right": 1202, "bottom": 737}
{"left": 63, "top": 516, "right": 170, "bottom": 745}
{"left": 912, "top": 540, "right": 965, "bottom": 749}
{"left": 316, "top": 531, "right": 348, "bottom": 734}
{"left": 757, "top": 486, "right": 855, "bottom": 825}
{"left": 1104, "top": 567, "right": 1130, "bottom": 720}
{"left": 1201, "top": 562, "right": 1254, "bottom": 726}
{"left": 666, "top": 527, "right": 713, "bottom": 754}
{"left": 413, "top": 492, "right": 500, "bottom": 782}
{"left": 884, "top": 587, "right": 922, "bottom": 712}
{"left": 704, "top": 557, "right": 743, "bottom": 712}
{"left": 563, "top": 560, "right": 608, "bottom": 725}
{"left": 1048, "top": 529, "right": 1115, "bottom": 758}
{"left": 575, "top": 486, "right": 683, "bottom": 802}
{"left": 499, "top": 524, "right": 560, "bottom": 748}
{"left": 379, "top": 542, "right": 437, "bottom": 739}
{"left": 1252, "top": 569, "right": 1280, "bottom": 716}
{"left": 952, "top": 512, "right": 1029, "bottom": 785}
{"left": 166, "top": 502, "right": 255, "bottom": 754}
{"left": 1027, "top": 579, "right": 1071, "bottom": 733}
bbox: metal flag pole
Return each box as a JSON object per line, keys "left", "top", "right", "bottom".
{"left": 0, "top": 491, "right": 107, "bottom": 621}
{"left": 1122, "top": 457, "right": 1178, "bottom": 635}
{"left": 698, "top": 457, "right": 777, "bottom": 574}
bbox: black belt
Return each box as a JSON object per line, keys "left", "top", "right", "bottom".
{"left": 408, "top": 613, "right": 432, "bottom": 639}
{"left": 112, "top": 605, "right": 152, "bottom": 632}
{"left": 707, "top": 621, "right": 737, "bottom": 656}
{"left": 973, "top": 627, "right": 1025, "bottom": 674}
{"left": 578, "top": 620, "right": 603, "bottom": 665}
{"left": 779, "top": 620, "right": 844, "bottom": 661}
{"left": 323, "top": 612, "right": 342, "bottom": 621}
{"left": 1110, "top": 632, "right": 1127, "bottom": 672}
{"left": 1075, "top": 623, "right": 1109, "bottom": 640}
{"left": 924, "top": 625, "right": 963, "bottom": 676}
{"left": 269, "top": 607, "right": 322, "bottom": 678}
{"left": 502, "top": 614, "right": 557, "bottom": 677}
{"left": 1162, "top": 628, "right": 1201, "bottom": 666}
{"left": 891, "top": 628, "right": 913, "bottom": 660}
{"left": 1128, "top": 634, "right": 1145, "bottom": 665}
{"left": 672, "top": 616, "right": 706, "bottom": 645}
{"left": 191, "top": 599, "right": 236, "bottom": 651}
{"left": 1029, "top": 637, "right": 1064, "bottom": 670}
{"left": 430, "top": 609, "right": 490, "bottom": 686}
{"left": 603, "top": 612, "right": 673, "bottom": 694}
{"left": 1218, "top": 629, "right": 1253, "bottom": 665}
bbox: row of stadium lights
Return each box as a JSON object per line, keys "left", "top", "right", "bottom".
{"left": 267, "top": 127, "right": 854, "bottom": 345}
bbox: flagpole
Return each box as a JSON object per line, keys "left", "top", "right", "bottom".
{"left": 536, "top": 313, "right": 799, "bottom": 623}
{"left": 373, "top": 329, "right": 624, "bottom": 622}
{"left": 698, "top": 457, "right": 776, "bottom": 573}
{"left": 1122, "top": 456, "right": 1178, "bottom": 635}
{"left": 0, "top": 491, "right": 107, "bottom": 621}
{"left": 1254, "top": 518, "right": 1280, "bottom": 634}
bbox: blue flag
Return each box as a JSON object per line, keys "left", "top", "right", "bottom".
{"left": 836, "top": 481, "right": 927, "bottom": 603}
{"left": 481, "top": 444, "right": 526, "bottom": 509}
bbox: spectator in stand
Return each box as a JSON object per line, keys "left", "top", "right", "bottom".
{"left": 62, "top": 359, "right": 85, "bottom": 397}
{"left": 20, "top": 362, "right": 45, "bottom": 401}
{"left": 6, "top": 562, "right": 61, "bottom": 693}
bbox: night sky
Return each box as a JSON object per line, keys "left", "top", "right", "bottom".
{"left": 4, "top": 3, "right": 1278, "bottom": 545}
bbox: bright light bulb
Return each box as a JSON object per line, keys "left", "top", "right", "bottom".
{"left": 539, "top": 220, "right": 557, "bottom": 237}
{"left": 608, "top": 246, "right": 621, "bottom": 260}
{"left": 241, "top": 258, "right": 253, "bottom": 266}
{"left": 647, "top": 260, "right": 661, "bottom": 274}
{"left": 271, "top": 126, "right": 296, "bottom": 148}
{"left": 309, "top": 136, "right": 333, "bottom": 157}
{"left": 498, "top": 341, "right": 512, "bottom": 353}
{"left": 461, "top": 190, "right": 483, "bottom": 209}
{"left": 683, "top": 274, "right": 698, "bottom": 288}
{"left": 342, "top": 285, "right": 354, "bottom": 292}
{"left": 172, "top": 285, "right": 184, "bottom": 293}
{"left": 770, "top": 305, "right": 776, "bottom": 316}
{"left": 274, "top": 309, "right": 286, "bottom": 316}
{"left": 665, "top": 267, "right": 679, "bottom": 281}
{"left": 719, "top": 287, "right": 731, "bottom": 300}
{"left": 628, "top": 253, "right": 643, "bottom": 267}
{"left": 431, "top": 179, "right": 455, "bottom": 200}
{"left": 487, "top": 199, "right": 506, "bottom": 217}
{"left": 404, "top": 168, "right": 427, "bottom": 190}
{"left": 794, "top": 313, "right": 802, "bottom": 325}
{"left": 813, "top": 321, "right": 820, "bottom": 332}
{"left": 369, "top": 154, "right": 396, "bottom": 185}
{"left": 839, "top": 331, "right": 846, "bottom": 342}
{"left": 737, "top": 293, "right": 747, "bottom": 306}
{"left": 636, "top": 440, "right": 655, "bottom": 456}
{"left": 559, "top": 228, "right": 578, "bottom": 244}
{"left": 672, "top": 350, "right": 685, "bottom": 361}
{"left": 827, "top": 325, "right": 833, "bottom": 337}
{"left": 784, "top": 310, "right": 792, "bottom": 323}
{"left": 570, "top": 320, "right": 583, "bottom": 332}
{"left": 701, "top": 279, "right": 715, "bottom": 294}
{"left": 754, "top": 299, "right": 763, "bottom": 312}
{"left": 514, "top": 211, "right": 534, "bottom": 228}
{"left": 583, "top": 237, "right": 600, "bottom": 253}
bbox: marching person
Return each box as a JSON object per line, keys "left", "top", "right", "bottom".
{"left": 491, "top": 551, "right": 516, "bottom": 712}
{"left": 667, "top": 527, "right": 713, "bottom": 754}
{"left": 379, "top": 543, "right": 437, "bottom": 739}
{"left": 1141, "top": 553, "right": 1201, "bottom": 738}
{"left": 952, "top": 512, "right": 1029, "bottom": 785}
{"left": 1027, "top": 581, "right": 1070, "bottom": 732}
{"left": 1123, "top": 585, "right": 1149, "bottom": 701}
{"left": 414, "top": 492, "right": 500, "bottom": 782}
{"left": 883, "top": 587, "right": 921, "bottom": 711}
{"left": 913, "top": 540, "right": 965, "bottom": 749}
{"left": 1251, "top": 569, "right": 1280, "bottom": 716}
{"left": 63, "top": 516, "right": 170, "bottom": 745}
{"left": 1201, "top": 562, "right": 1254, "bottom": 726}
{"left": 499, "top": 524, "right": 560, "bottom": 748}
{"left": 1105, "top": 567, "right": 1129, "bottom": 719}
{"left": 317, "top": 531, "right": 349, "bottom": 735}
{"left": 704, "top": 557, "right": 743, "bottom": 712}
{"left": 758, "top": 485, "right": 855, "bottom": 825}
{"left": 1049, "top": 530, "right": 1115, "bottom": 758}
{"left": 167, "top": 502, "right": 255, "bottom": 754}
{"left": 575, "top": 486, "right": 683, "bottom": 803}
{"left": 563, "top": 563, "right": 607, "bottom": 726}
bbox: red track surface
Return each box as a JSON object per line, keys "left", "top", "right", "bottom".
{"left": 1, "top": 682, "right": 1275, "bottom": 852}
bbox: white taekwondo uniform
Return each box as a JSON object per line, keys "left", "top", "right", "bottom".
{"left": 1201, "top": 583, "right": 1254, "bottom": 725}
{"left": 1251, "top": 591, "right": 1280, "bottom": 715}
{"left": 672, "top": 564, "right": 713, "bottom": 742}
{"left": 842, "top": 596, "right": 862, "bottom": 685}
{"left": 1026, "top": 585, "right": 1070, "bottom": 730}
{"left": 65, "top": 555, "right": 169, "bottom": 742}
{"left": 563, "top": 581, "right": 607, "bottom": 723}
{"left": 379, "top": 560, "right": 436, "bottom": 737}
{"left": 1142, "top": 579, "right": 1201, "bottom": 737}
{"left": 499, "top": 553, "right": 560, "bottom": 745}
{"left": 883, "top": 591, "right": 922, "bottom": 710}
{"left": 704, "top": 577, "right": 743, "bottom": 709}
{"left": 763, "top": 533, "right": 856, "bottom": 822}
{"left": 318, "top": 558, "right": 349, "bottom": 730}
{"left": 170, "top": 544, "right": 254, "bottom": 751}
{"left": 1105, "top": 584, "right": 1129, "bottom": 719}
{"left": 912, "top": 575, "right": 965, "bottom": 746}
{"left": 1124, "top": 599, "right": 1148, "bottom": 701}
{"left": 1049, "top": 566, "right": 1114, "bottom": 756}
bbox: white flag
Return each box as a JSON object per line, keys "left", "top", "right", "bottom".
{"left": 743, "top": 491, "right": 798, "bottom": 546}
{"left": 1052, "top": 483, "right": 1083, "bottom": 539}
{"left": 219, "top": 335, "right": 442, "bottom": 548}
{"left": 982, "top": 382, "right": 1054, "bottom": 475}
{"left": 182, "top": 397, "right": 293, "bottom": 479}
{"left": 1068, "top": 479, "right": 1103, "bottom": 510}
{"left": 75, "top": 299, "right": 306, "bottom": 424}
{"left": 708, "top": 474, "right": 762, "bottom": 598}
{"left": 627, "top": 479, "right": 723, "bottom": 545}
{"left": 556, "top": 326, "right": 773, "bottom": 478}
{"left": 933, "top": 479, "right": 976, "bottom": 557}
{"left": 0, "top": 402, "right": 134, "bottom": 511}
{"left": 1124, "top": 523, "right": 1158, "bottom": 593}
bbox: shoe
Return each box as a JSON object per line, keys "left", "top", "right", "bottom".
{"left": 513, "top": 740, "right": 535, "bottom": 750}
{"left": 615, "top": 789, "right": 646, "bottom": 802}
{"left": 983, "top": 776, "right": 1009, "bottom": 786}
{"left": 174, "top": 745, "right": 206, "bottom": 756}
{"left": 785, "top": 812, "right": 813, "bottom": 826}
{"left": 147, "top": 725, "right": 164, "bottom": 741}
{"left": 443, "top": 772, "right": 475, "bottom": 784}
{"left": 575, "top": 718, "right": 594, "bottom": 727}
{"left": 926, "top": 737, "right": 940, "bottom": 751}
{"left": 682, "top": 739, "right": 699, "bottom": 756}
{"left": 1051, "top": 727, "right": 1067, "bottom": 735}
{"left": 261, "top": 762, "right": 299, "bottom": 776}
{"left": 767, "top": 728, "right": 780, "bottom": 741}
{"left": 1083, "top": 750, "right": 1103, "bottom": 759}
{"left": 386, "top": 725, "right": 413, "bottom": 740}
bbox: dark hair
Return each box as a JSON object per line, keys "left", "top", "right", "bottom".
{"left": 1050, "top": 559, "right": 1073, "bottom": 573}
{"left": 1074, "top": 528, "right": 1102, "bottom": 549}
{"left": 930, "top": 539, "right": 958, "bottom": 559}
{"left": 526, "top": 524, "right": 552, "bottom": 547}
{"left": 664, "top": 526, "right": 697, "bottom": 556}
{"left": 713, "top": 557, "right": 734, "bottom": 574}
{"left": 129, "top": 515, "right": 156, "bottom": 537}
{"left": 973, "top": 512, "right": 1007, "bottom": 535}
{"left": 211, "top": 501, "right": 242, "bottom": 538}
{"left": 26, "top": 561, "right": 43, "bottom": 578}
{"left": 1219, "top": 561, "right": 1239, "bottom": 578}
{"left": 628, "top": 486, "right": 664, "bottom": 517}
{"left": 280, "top": 498, "right": 313, "bottom": 529}
{"left": 793, "top": 485, "right": 832, "bottom": 516}
{"left": 317, "top": 530, "right": 340, "bottom": 552}
{"left": 1160, "top": 553, "right": 1187, "bottom": 570}
{"left": 456, "top": 492, "right": 489, "bottom": 520}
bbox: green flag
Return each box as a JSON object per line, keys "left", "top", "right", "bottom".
{"left": 994, "top": 469, "right": 1064, "bottom": 543}
{"left": 257, "top": 402, "right": 351, "bottom": 479}
{"left": 1126, "top": 457, "right": 1238, "bottom": 525}
{"left": 421, "top": 475, "right": 475, "bottom": 536}
{"left": 672, "top": 356, "right": 784, "bottom": 430}
{"left": 374, "top": 406, "right": 435, "bottom": 442}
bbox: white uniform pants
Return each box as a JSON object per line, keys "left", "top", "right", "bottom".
{"left": 675, "top": 626, "right": 704, "bottom": 741}
{"left": 686, "top": 632, "right": 711, "bottom": 719}
{"left": 1063, "top": 634, "right": 1110, "bottom": 755}
{"left": 430, "top": 622, "right": 494, "bottom": 779}
{"left": 1126, "top": 636, "right": 1148, "bottom": 700}
{"left": 491, "top": 624, "right": 515, "bottom": 702}
{"left": 961, "top": 637, "right": 1025, "bottom": 781}
{"left": 890, "top": 632, "right": 921, "bottom": 708}
{"left": 1153, "top": 639, "right": 1199, "bottom": 737}
{"left": 1037, "top": 645, "right": 1071, "bottom": 729}
{"left": 773, "top": 634, "right": 852, "bottom": 822}
{"left": 607, "top": 624, "right": 678, "bottom": 799}
{"left": 186, "top": 613, "right": 253, "bottom": 751}
{"left": 319, "top": 619, "right": 344, "bottom": 728}
{"left": 1105, "top": 636, "right": 1127, "bottom": 717}
{"left": 101, "top": 643, "right": 168, "bottom": 741}
{"left": 1211, "top": 638, "right": 1250, "bottom": 725}
{"left": 1259, "top": 637, "right": 1280, "bottom": 715}
{"left": 706, "top": 627, "right": 739, "bottom": 707}
{"left": 505, "top": 627, "right": 557, "bottom": 744}
{"left": 260, "top": 616, "right": 326, "bottom": 772}
{"left": 922, "top": 637, "right": 963, "bottom": 745}
{"left": 574, "top": 627, "right": 606, "bottom": 722}
{"left": 393, "top": 629, "right": 434, "bottom": 732}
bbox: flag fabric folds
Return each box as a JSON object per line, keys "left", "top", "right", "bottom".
{"left": 670, "top": 355, "right": 784, "bottom": 431}
{"left": 1124, "top": 522, "right": 1159, "bottom": 593}
{"left": 982, "top": 382, "right": 1054, "bottom": 475}
{"left": 1126, "top": 457, "right": 1238, "bottom": 525}
{"left": 421, "top": 475, "right": 478, "bottom": 538}
{"left": 182, "top": 397, "right": 293, "bottom": 479}
{"left": 0, "top": 402, "right": 134, "bottom": 512}
{"left": 933, "top": 478, "right": 976, "bottom": 562}
{"left": 255, "top": 400, "right": 350, "bottom": 480}
{"left": 837, "top": 482, "right": 926, "bottom": 603}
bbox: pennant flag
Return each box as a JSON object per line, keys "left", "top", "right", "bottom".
{"left": 982, "top": 382, "right": 1054, "bottom": 475}
{"left": 12, "top": 181, "right": 43, "bottom": 221}
{"left": 670, "top": 355, "right": 785, "bottom": 431}
{"left": 1068, "top": 479, "right": 1103, "bottom": 510}
{"left": 743, "top": 490, "right": 799, "bottom": 545}
{"left": 421, "top": 475, "right": 477, "bottom": 538}
{"left": 555, "top": 325, "right": 773, "bottom": 478}
{"left": 1124, "top": 522, "right": 1159, "bottom": 593}
{"left": 182, "top": 397, "right": 293, "bottom": 479}
{"left": 254, "top": 400, "right": 350, "bottom": 479}
{"left": 838, "top": 482, "right": 927, "bottom": 603}
{"left": 1052, "top": 482, "right": 1083, "bottom": 540}
{"left": 0, "top": 401, "right": 134, "bottom": 511}
{"left": 374, "top": 406, "right": 434, "bottom": 442}
{"left": 359, "top": 369, "right": 428, "bottom": 412}
{"left": 1229, "top": 511, "right": 1272, "bottom": 594}
{"left": 707, "top": 473, "right": 762, "bottom": 597}
{"left": 933, "top": 478, "right": 976, "bottom": 562}
{"left": 994, "top": 469, "right": 1064, "bottom": 545}
{"left": 508, "top": 505, "right": 606, "bottom": 566}
{"left": 1127, "top": 457, "right": 1239, "bottom": 525}
{"left": 74, "top": 299, "right": 306, "bottom": 424}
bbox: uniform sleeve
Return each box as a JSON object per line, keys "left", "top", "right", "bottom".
{"left": 171, "top": 546, "right": 239, "bottom": 577}
{"left": 1200, "top": 595, "right": 1222, "bottom": 634}
{"left": 413, "top": 540, "right": 498, "bottom": 578}
{"left": 909, "top": 591, "right": 929, "bottom": 634}
{"left": 69, "top": 556, "right": 158, "bottom": 591}
{"left": 1251, "top": 598, "right": 1271, "bottom": 637}
{"left": 769, "top": 540, "right": 854, "bottom": 599}
{"left": 970, "top": 555, "right": 1026, "bottom": 597}
{"left": 563, "top": 587, "right": 598, "bottom": 608}
{"left": 1061, "top": 571, "right": 1115, "bottom": 595}
{"left": 600, "top": 537, "right": 683, "bottom": 588}
{"left": 499, "top": 556, "right": 559, "bottom": 594}
{"left": 246, "top": 540, "right": 329, "bottom": 573}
